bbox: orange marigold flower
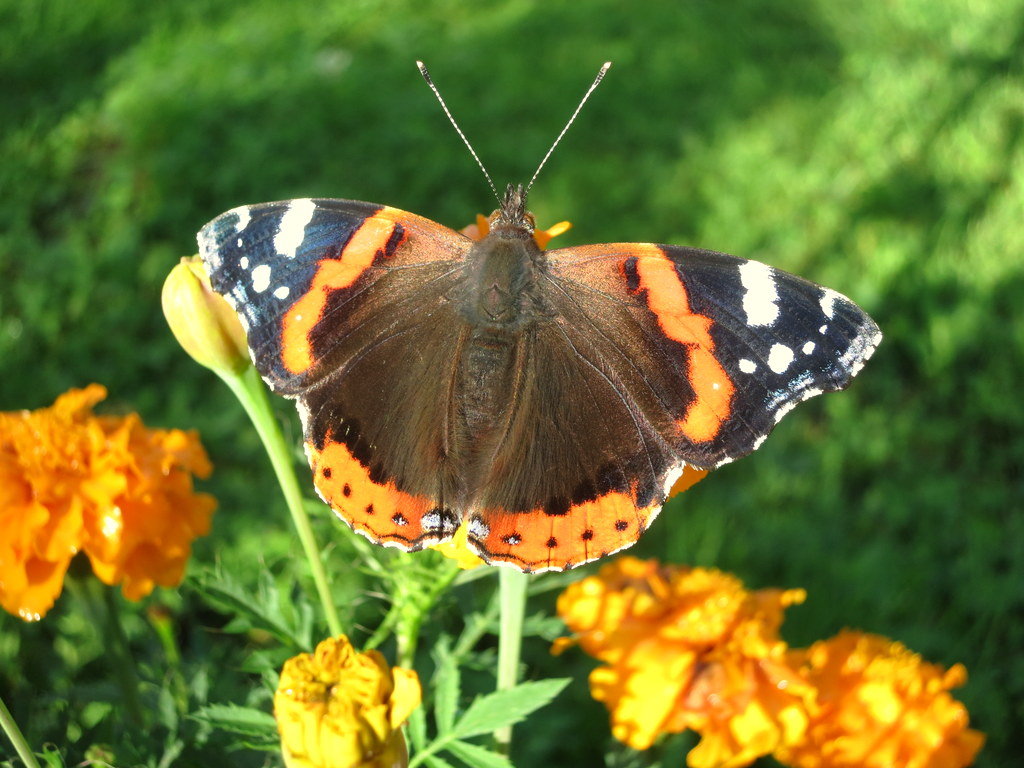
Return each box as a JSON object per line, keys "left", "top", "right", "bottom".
{"left": 275, "top": 635, "right": 421, "bottom": 768}
{"left": 557, "top": 557, "right": 811, "bottom": 768}
{"left": 776, "top": 631, "right": 984, "bottom": 768}
{"left": 0, "top": 385, "right": 215, "bottom": 620}
{"left": 461, "top": 213, "right": 572, "bottom": 250}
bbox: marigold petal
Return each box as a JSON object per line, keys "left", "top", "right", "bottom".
{"left": 429, "top": 521, "right": 484, "bottom": 569}
{"left": 389, "top": 667, "right": 422, "bottom": 729}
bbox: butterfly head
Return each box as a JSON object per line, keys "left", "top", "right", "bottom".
{"left": 488, "top": 183, "right": 536, "bottom": 237}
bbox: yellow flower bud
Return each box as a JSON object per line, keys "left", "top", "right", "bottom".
{"left": 275, "top": 636, "right": 421, "bottom": 768}
{"left": 162, "top": 256, "right": 250, "bottom": 375}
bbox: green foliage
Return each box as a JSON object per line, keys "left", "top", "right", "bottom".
{"left": 1, "top": 0, "right": 1021, "bottom": 766}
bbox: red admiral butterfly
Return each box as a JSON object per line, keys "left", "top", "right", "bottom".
{"left": 198, "top": 63, "right": 880, "bottom": 572}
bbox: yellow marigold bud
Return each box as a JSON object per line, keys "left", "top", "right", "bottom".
{"left": 162, "top": 256, "right": 250, "bottom": 375}
{"left": 275, "top": 636, "right": 422, "bottom": 768}
{"left": 777, "top": 631, "right": 984, "bottom": 768}
{"left": 430, "top": 520, "right": 484, "bottom": 570}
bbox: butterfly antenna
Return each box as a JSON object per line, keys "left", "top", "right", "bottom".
{"left": 417, "top": 61, "right": 499, "bottom": 203}
{"left": 526, "top": 61, "right": 612, "bottom": 195}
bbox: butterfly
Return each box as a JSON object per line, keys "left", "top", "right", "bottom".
{"left": 197, "top": 63, "right": 880, "bottom": 572}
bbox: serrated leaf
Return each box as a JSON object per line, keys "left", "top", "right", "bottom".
{"left": 445, "top": 740, "right": 516, "bottom": 768}
{"left": 191, "top": 703, "right": 278, "bottom": 737}
{"left": 190, "top": 569, "right": 311, "bottom": 650}
{"left": 432, "top": 638, "right": 460, "bottom": 734}
{"left": 408, "top": 706, "right": 428, "bottom": 753}
{"left": 423, "top": 756, "right": 459, "bottom": 768}
{"left": 520, "top": 612, "right": 567, "bottom": 641}
{"left": 451, "top": 678, "right": 570, "bottom": 739}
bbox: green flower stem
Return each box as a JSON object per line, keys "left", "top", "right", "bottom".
{"left": 0, "top": 693, "right": 40, "bottom": 768}
{"left": 219, "top": 366, "right": 344, "bottom": 638}
{"left": 495, "top": 567, "right": 529, "bottom": 751}
{"left": 98, "top": 583, "right": 144, "bottom": 728}
{"left": 392, "top": 560, "right": 461, "bottom": 668}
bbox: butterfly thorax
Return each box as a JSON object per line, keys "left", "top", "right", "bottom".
{"left": 459, "top": 185, "right": 545, "bottom": 333}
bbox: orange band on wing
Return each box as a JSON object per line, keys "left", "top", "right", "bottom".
{"left": 472, "top": 490, "right": 659, "bottom": 572}
{"left": 282, "top": 216, "right": 402, "bottom": 374}
{"left": 632, "top": 249, "right": 736, "bottom": 443}
{"left": 307, "top": 437, "right": 436, "bottom": 549}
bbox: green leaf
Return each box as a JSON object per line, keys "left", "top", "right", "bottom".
{"left": 451, "top": 678, "right": 571, "bottom": 739}
{"left": 190, "top": 568, "right": 312, "bottom": 650}
{"left": 432, "top": 638, "right": 461, "bottom": 734}
{"left": 37, "top": 745, "right": 66, "bottom": 768}
{"left": 191, "top": 703, "right": 278, "bottom": 738}
{"left": 520, "top": 612, "right": 566, "bottom": 641}
{"left": 445, "top": 740, "right": 516, "bottom": 768}
{"left": 408, "top": 706, "right": 428, "bottom": 753}
{"left": 423, "top": 756, "right": 459, "bottom": 768}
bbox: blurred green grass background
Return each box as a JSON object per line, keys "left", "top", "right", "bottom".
{"left": 1, "top": 0, "right": 1022, "bottom": 764}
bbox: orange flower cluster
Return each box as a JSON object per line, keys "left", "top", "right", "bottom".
{"left": 0, "top": 385, "right": 215, "bottom": 620}
{"left": 556, "top": 557, "right": 810, "bottom": 767}
{"left": 556, "top": 557, "right": 983, "bottom": 768}
{"left": 779, "top": 631, "right": 985, "bottom": 768}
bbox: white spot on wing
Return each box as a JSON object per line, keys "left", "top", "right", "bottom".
{"left": 251, "top": 264, "right": 271, "bottom": 293}
{"left": 274, "top": 198, "right": 316, "bottom": 259}
{"left": 739, "top": 261, "right": 779, "bottom": 326}
{"left": 739, "top": 358, "right": 757, "bottom": 374}
{"left": 239, "top": 256, "right": 249, "bottom": 269}
{"left": 231, "top": 206, "right": 251, "bottom": 231}
{"left": 768, "top": 343, "right": 794, "bottom": 373}
{"left": 273, "top": 285, "right": 290, "bottom": 299}
{"left": 468, "top": 517, "right": 490, "bottom": 538}
{"left": 802, "top": 341, "right": 816, "bottom": 354}
{"left": 819, "top": 288, "right": 841, "bottom": 319}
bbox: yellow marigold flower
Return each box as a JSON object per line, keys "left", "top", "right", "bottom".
{"left": 275, "top": 635, "right": 422, "bottom": 768}
{"left": 557, "top": 557, "right": 810, "bottom": 768}
{"left": 430, "top": 520, "right": 484, "bottom": 570}
{"left": 162, "top": 255, "right": 250, "bottom": 375}
{"left": 776, "top": 631, "right": 984, "bottom": 768}
{"left": 0, "top": 385, "right": 215, "bottom": 620}
{"left": 461, "top": 214, "right": 572, "bottom": 250}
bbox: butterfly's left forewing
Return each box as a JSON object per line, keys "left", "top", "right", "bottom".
{"left": 199, "top": 199, "right": 467, "bottom": 393}
{"left": 199, "top": 199, "right": 472, "bottom": 549}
